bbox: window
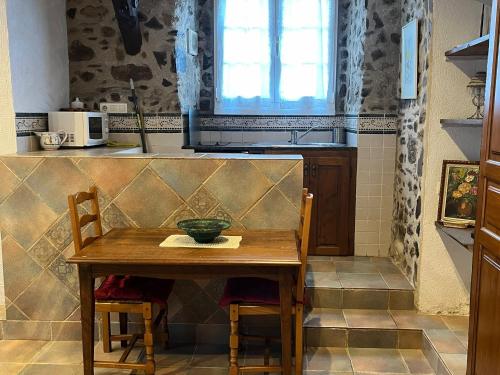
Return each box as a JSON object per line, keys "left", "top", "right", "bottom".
{"left": 214, "top": 0, "right": 337, "bottom": 115}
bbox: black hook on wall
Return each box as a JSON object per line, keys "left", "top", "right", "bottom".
{"left": 112, "top": 0, "right": 142, "bottom": 55}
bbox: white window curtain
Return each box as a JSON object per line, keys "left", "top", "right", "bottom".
{"left": 215, "top": 0, "right": 336, "bottom": 115}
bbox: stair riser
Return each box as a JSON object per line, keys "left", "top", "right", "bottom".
{"left": 423, "top": 332, "right": 454, "bottom": 375}
{"left": 305, "top": 327, "right": 422, "bottom": 349}
{"left": 308, "top": 288, "right": 415, "bottom": 310}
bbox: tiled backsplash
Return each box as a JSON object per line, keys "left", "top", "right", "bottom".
{"left": 354, "top": 133, "right": 397, "bottom": 257}
{"left": 12, "top": 112, "right": 398, "bottom": 259}
{"left": 0, "top": 154, "right": 302, "bottom": 340}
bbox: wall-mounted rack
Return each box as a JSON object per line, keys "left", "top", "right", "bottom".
{"left": 445, "top": 35, "right": 489, "bottom": 59}
{"left": 440, "top": 119, "right": 484, "bottom": 127}
{"left": 435, "top": 222, "right": 474, "bottom": 253}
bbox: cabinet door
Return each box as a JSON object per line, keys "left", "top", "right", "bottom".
{"left": 308, "top": 156, "right": 352, "bottom": 256}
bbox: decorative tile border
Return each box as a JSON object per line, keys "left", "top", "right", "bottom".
{"left": 15, "top": 112, "right": 399, "bottom": 136}
{"left": 109, "top": 113, "right": 184, "bottom": 133}
{"left": 345, "top": 115, "right": 398, "bottom": 134}
{"left": 198, "top": 115, "right": 345, "bottom": 131}
{"left": 15, "top": 113, "right": 49, "bottom": 137}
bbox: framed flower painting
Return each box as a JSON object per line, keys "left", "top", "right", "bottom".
{"left": 438, "top": 161, "right": 480, "bottom": 228}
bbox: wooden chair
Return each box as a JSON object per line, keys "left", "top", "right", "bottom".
{"left": 219, "top": 189, "right": 313, "bottom": 375}
{"left": 68, "top": 186, "right": 174, "bottom": 375}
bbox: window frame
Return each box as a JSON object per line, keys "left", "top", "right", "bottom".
{"left": 213, "top": 0, "right": 338, "bottom": 116}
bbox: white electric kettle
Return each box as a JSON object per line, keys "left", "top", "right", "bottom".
{"left": 34, "top": 131, "right": 68, "bottom": 151}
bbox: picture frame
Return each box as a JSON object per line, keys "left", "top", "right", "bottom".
{"left": 187, "top": 28, "right": 198, "bottom": 56}
{"left": 438, "top": 160, "right": 480, "bottom": 228}
{"left": 401, "top": 19, "right": 418, "bottom": 99}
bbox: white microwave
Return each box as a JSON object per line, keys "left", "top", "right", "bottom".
{"left": 49, "top": 112, "right": 109, "bottom": 147}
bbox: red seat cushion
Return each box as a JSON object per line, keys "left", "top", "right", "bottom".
{"left": 95, "top": 275, "right": 174, "bottom": 305}
{"left": 219, "top": 277, "right": 281, "bottom": 307}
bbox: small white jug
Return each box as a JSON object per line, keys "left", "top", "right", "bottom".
{"left": 34, "top": 131, "right": 68, "bottom": 151}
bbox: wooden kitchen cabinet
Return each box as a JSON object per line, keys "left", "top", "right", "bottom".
{"left": 265, "top": 149, "right": 357, "bottom": 256}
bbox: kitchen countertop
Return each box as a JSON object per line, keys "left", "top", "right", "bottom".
{"left": 186, "top": 142, "right": 356, "bottom": 152}
{"left": 4, "top": 146, "right": 303, "bottom": 160}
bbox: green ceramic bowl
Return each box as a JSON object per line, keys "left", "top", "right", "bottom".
{"left": 177, "top": 219, "right": 231, "bottom": 243}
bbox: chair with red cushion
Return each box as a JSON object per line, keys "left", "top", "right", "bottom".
{"left": 68, "top": 186, "right": 174, "bottom": 375}
{"left": 219, "top": 189, "right": 313, "bottom": 375}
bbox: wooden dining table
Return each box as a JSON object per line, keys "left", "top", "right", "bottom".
{"left": 68, "top": 228, "right": 301, "bottom": 375}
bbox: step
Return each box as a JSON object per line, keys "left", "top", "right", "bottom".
{"left": 306, "top": 256, "right": 415, "bottom": 310}
{"left": 303, "top": 308, "right": 468, "bottom": 375}
{"left": 304, "top": 308, "right": 424, "bottom": 349}
{"left": 305, "top": 347, "right": 437, "bottom": 374}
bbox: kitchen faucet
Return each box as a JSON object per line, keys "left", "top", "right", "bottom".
{"left": 289, "top": 124, "right": 324, "bottom": 144}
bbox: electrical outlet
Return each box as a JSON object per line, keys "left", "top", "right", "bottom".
{"left": 100, "top": 103, "right": 128, "bottom": 113}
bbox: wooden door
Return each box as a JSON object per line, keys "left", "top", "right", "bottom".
{"left": 468, "top": 1, "right": 500, "bottom": 373}
{"left": 308, "top": 156, "right": 352, "bottom": 256}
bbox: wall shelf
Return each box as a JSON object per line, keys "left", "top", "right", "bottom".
{"left": 440, "top": 119, "right": 484, "bottom": 127}
{"left": 436, "top": 222, "right": 474, "bottom": 252}
{"left": 445, "top": 35, "right": 490, "bottom": 59}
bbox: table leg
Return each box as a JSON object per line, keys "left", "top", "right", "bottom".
{"left": 79, "top": 265, "right": 95, "bottom": 375}
{"left": 279, "top": 271, "right": 293, "bottom": 375}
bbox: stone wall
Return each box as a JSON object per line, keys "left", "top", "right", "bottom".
{"left": 67, "top": 0, "right": 190, "bottom": 112}
{"left": 197, "top": 0, "right": 214, "bottom": 113}
{"left": 196, "top": 0, "right": 401, "bottom": 115}
{"left": 390, "top": 0, "right": 433, "bottom": 285}
{"left": 340, "top": 0, "right": 401, "bottom": 115}
{"left": 339, "top": 0, "right": 367, "bottom": 115}
{"left": 175, "top": 0, "right": 201, "bottom": 113}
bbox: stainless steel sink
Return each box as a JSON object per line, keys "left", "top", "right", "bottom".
{"left": 250, "top": 142, "right": 346, "bottom": 148}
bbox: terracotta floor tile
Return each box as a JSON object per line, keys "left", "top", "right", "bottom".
{"left": 335, "top": 261, "right": 379, "bottom": 274}
{"left": 391, "top": 311, "right": 448, "bottom": 330}
{"left": 187, "top": 368, "right": 229, "bottom": 375}
{"left": 304, "top": 308, "right": 347, "bottom": 328}
{"left": 348, "top": 348, "right": 408, "bottom": 373}
{"left": 0, "top": 340, "right": 49, "bottom": 363}
{"left": 306, "top": 272, "right": 341, "bottom": 288}
{"left": 375, "top": 262, "right": 403, "bottom": 274}
{"left": 424, "top": 329, "right": 467, "bottom": 354}
{"left": 31, "top": 341, "right": 83, "bottom": 364}
{"left": 332, "top": 256, "right": 372, "bottom": 263}
{"left": 155, "top": 368, "right": 189, "bottom": 375}
{"left": 452, "top": 330, "right": 469, "bottom": 349}
{"left": 93, "top": 368, "right": 133, "bottom": 374}
{"left": 343, "top": 309, "right": 397, "bottom": 329}
{"left": 19, "top": 364, "right": 83, "bottom": 375}
{"left": 191, "top": 345, "right": 229, "bottom": 368}
{"left": 441, "top": 316, "right": 469, "bottom": 331}
{"left": 155, "top": 344, "right": 195, "bottom": 369}
{"left": 381, "top": 274, "right": 413, "bottom": 290}
{"left": 93, "top": 341, "right": 142, "bottom": 363}
{"left": 338, "top": 273, "right": 388, "bottom": 289}
{"left": 306, "top": 347, "right": 353, "bottom": 372}
{"left": 440, "top": 353, "right": 467, "bottom": 375}
{"left": 307, "top": 262, "right": 336, "bottom": 272}
{"left": 399, "top": 349, "right": 434, "bottom": 374}
{"left": 1, "top": 364, "right": 26, "bottom": 374}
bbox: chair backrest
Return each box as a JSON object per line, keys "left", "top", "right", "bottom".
{"left": 296, "top": 188, "right": 313, "bottom": 303}
{"left": 68, "top": 186, "right": 104, "bottom": 254}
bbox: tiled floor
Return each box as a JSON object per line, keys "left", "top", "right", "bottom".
{"left": 304, "top": 256, "right": 469, "bottom": 375}
{"left": 307, "top": 256, "right": 413, "bottom": 290}
{"left": 0, "top": 339, "right": 454, "bottom": 375}
{"left": 0, "top": 256, "right": 469, "bottom": 375}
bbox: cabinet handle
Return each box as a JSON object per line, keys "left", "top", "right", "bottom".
{"left": 304, "top": 163, "right": 309, "bottom": 177}
{"left": 312, "top": 164, "right": 317, "bottom": 177}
